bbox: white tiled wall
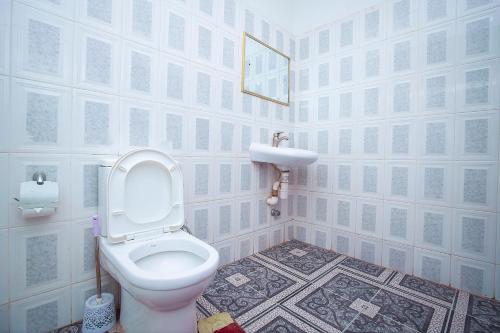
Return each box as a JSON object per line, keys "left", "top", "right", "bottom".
{"left": 290, "top": 0, "right": 500, "bottom": 299}
{"left": 0, "top": 0, "right": 294, "bottom": 330}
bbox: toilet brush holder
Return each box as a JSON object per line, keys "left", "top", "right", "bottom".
{"left": 82, "top": 216, "right": 116, "bottom": 333}
{"left": 82, "top": 293, "right": 116, "bottom": 333}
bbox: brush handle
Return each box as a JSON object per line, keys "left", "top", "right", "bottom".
{"left": 95, "top": 237, "right": 101, "bottom": 300}
{"left": 92, "top": 216, "right": 102, "bottom": 300}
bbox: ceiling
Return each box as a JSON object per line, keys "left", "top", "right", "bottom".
{"left": 243, "top": 0, "right": 382, "bottom": 35}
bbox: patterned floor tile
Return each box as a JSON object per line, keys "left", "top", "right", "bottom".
{"left": 450, "top": 292, "right": 500, "bottom": 332}
{"left": 197, "top": 284, "right": 275, "bottom": 324}
{"left": 369, "top": 289, "right": 448, "bottom": 332}
{"left": 256, "top": 240, "right": 344, "bottom": 280}
{"left": 198, "top": 256, "right": 305, "bottom": 325}
{"left": 282, "top": 284, "right": 360, "bottom": 333}
{"left": 243, "top": 306, "right": 324, "bottom": 333}
{"left": 388, "top": 272, "right": 457, "bottom": 306}
{"left": 344, "top": 313, "right": 419, "bottom": 333}
{"left": 449, "top": 311, "right": 500, "bottom": 333}
{"left": 198, "top": 282, "right": 269, "bottom": 320}
{"left": 321, "top": 270, "right": 380, "bottom": 302}
{"left": 349, "top": 298, "right": 381, "bottom": 318}
{"left": 214, "top": 257, "right": 302, "bottom": 298}
{"left": 339, "top": 257, "right": 393, "bottom": 283}
{"left": 466, "top": 294, "right": 500, "bottom": 327}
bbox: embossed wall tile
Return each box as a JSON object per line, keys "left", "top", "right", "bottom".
{"left": 392, "top": 0, "right": 411, "bottom": 32}
{"left": 193, "top": 206, "right": 210, "bottom": 241}
{"left": 456, "top": 61, "right": 499, "bottom": 112}
{"left": 222, "top": 37, "right": 235, "bottom": 70}
{"left": 12, "top": 3, "right": 76, "bottom": 84}
{"left": 364, "top": 9, "right": 380, "bottom": 40}
{"left": 197, "top": 25, "right": 212, "bottom": 62}
{"left": 334, "top": 196, "right": 355, "bottom": 232}
{"left": 337, "top": 128, "right": 352, "bottom": 155}
{"left": 337, "top": 164, "right": 352, "bottom": 192}
{"left": 131, "top": 0, "right": 153, "bottom": 40}
{"left": 364, "top": 49, "right": 380, "bottom": 78}
{"left": 222, "top": 0, "right": 236, "bottom": 28}
{"left": 384, "top": 202, "right": 414, "bottom": 244}
{"left": 414, "top": 248, "right": 450, "bottom": 284}
{"left": 85, "top": 37, "right": 112, "bottom": 86}
{"left": 452, "top": 256, "right": 494, "bottom": 297}
{"left": 363, "top": 88, "right": 378, "bottom": 114}
{"left": 318, "top": 62, "right": 330, "bottom": 88}
{"left": 317, "top": 28, "right": 330, "bottom": 54}
{"left": 425, "top": 76, "right": 446, "bottom": 109}
{"left": 339, "top": 56, "right": 353, "bottom": 83}
{"left": 427, "top": 30, "right": 448, "bottom": 65}
{"left": 196, "top": 71, "right": 211, "bottom": 106}
{"left": 129, "top": 50, "right": 151, "bottom": 93}
{"left": 244, "top": 9, "right": 254, "bottom": 34}
{"left": 383, "top": 242, "right": 413, "bottom": 273}
{"left": 163, "top": 112, "right": 183, "bottom": 150}
{"left": 415, "top": 206, "right": 452, "bottom": 252}
{"left": 465, "top": 68, "right": 489, "bottom": 105}
{"left": 26, "top": 20, "right": 61, "bottom": 76}
{"left": 393, "top": 82, "right": 411, "bottom": 114}
{"left": 332, "top": 230, "right": 355, "bottom": 255}
{"left": 86, "top": 0, "right": 112, "bottom": 24}
{"left": 356, "top": 199, "right": 383, "bottom": 237}
{"left": 455, "top": 112, "right": 498, "bottom": 160}
{"left": 299, "top": 36, "right": 310, "bottom": 60}
{"left": 167, "top": 12, "right": 186, "bottom": 52}
{"left": 340, "top": 20, "right": 354, "bottom": 48}
{"left": 393, "top": 40, "right": 411, "bottom": 72}
{"left": 194, "top": 163, "right": 210, "bottom": 197}
{"left": 453, "top": 210, "right": 496, "bottom": 262}
{"left": 164, "top": 63, "right": 184, "bottom": 100}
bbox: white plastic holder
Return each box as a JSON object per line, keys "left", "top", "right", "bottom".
{"left": 82, "top": 293, "right": 116, "bottom": 333}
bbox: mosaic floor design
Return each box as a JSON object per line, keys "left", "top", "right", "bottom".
{"left": 197, "top": 240, "right": 500, "bottom": 333}
{"left": 55, "top": 240, "right": 500, "bottom": 333}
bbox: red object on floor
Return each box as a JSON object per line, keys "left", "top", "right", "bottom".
{"left": 213, "top": 322, "right": 245, "bottom": 333}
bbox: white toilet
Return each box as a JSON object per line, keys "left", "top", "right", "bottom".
{"left": 97, "top": 149, "right": 219, "bottom": 333}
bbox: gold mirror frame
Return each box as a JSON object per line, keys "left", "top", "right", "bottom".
{"left": 241, "top": 32, "right": 291, "bottom": 106}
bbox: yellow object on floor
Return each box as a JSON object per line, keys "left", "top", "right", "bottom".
{"left": 197, "top": 312, "right": 234, "bottom": 333}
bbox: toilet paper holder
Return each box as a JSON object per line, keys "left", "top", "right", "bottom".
{"left": 13, "top": 172, "right": 59, "bottom": 218}
{"left": 13, "top": 172, "right": 47, "bottom": 202}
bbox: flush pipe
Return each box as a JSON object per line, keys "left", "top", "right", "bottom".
{"left": 266, "top": 164, "right": 289, "bottom": 206}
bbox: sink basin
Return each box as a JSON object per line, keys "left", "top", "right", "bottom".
{"left": 249, "top": 143, "right": 318, "bottom": 168}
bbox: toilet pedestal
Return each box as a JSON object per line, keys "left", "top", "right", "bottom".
{"left": 120, "top": 288, "right": 197, "bottom": 333}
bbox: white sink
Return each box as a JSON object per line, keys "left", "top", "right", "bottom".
{"left": 249, "top": 143, "right": 318, "bottom": 168}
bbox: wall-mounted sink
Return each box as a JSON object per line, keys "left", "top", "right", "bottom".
{"left": 249, "top": 143, "right": 318, "bottom": 169}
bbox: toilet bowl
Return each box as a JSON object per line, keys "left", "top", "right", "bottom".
{"left": 98, "top": 149, "right": 219, "bottom": 333}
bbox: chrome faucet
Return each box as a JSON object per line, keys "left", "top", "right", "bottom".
{"left": 272, "top": 131, "right": 289, "bottom": 147}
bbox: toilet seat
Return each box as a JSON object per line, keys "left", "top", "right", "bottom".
{"left": 106, "top": 149, "right": 184, "bottom": 243}
{"left": 99, "top": 230, "right": 219, "bottom": 290}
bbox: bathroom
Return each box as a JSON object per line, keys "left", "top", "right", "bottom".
{"left": 0, "top": 0, "right": 499, "bottom": 332}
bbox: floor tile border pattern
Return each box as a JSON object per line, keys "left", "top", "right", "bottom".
{"left": 197, "top": 255, "right": 306, "bottom": 325}
{"left": 242, "top": 306, "right": 322, "bottom": 333}
{"left": 388, "top": 272, "right": 459, "bottom": 308}
{"left": 305, "top": 268, "right": 448, "bottom": 333}
{"left": 254, "top": 251, "right": 346, "bottom": 281}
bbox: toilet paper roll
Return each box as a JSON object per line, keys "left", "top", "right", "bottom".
{"left": 18, "top": 181, "right": 59, "bottom": 208}
{"left": 17, "top": 181, "right": 59, "bottom": 218}
{"left": 19, "top": 207, "right": 56, "bottom": 218}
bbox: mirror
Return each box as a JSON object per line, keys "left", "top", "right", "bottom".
{"left": 242, "top": 32, "right": 290, "bottom": 106}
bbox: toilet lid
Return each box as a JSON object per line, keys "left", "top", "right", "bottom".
{"left": 107, "top": 149, "right": 184, "bottom": 242}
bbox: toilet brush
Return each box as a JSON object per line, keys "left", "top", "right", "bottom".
{"left": 82, "top": 216, "right": 116, "bottom": 333}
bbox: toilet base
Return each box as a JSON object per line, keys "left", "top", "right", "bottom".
{"left": 120, "top": 288, "right": 197, "bottom": 333}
